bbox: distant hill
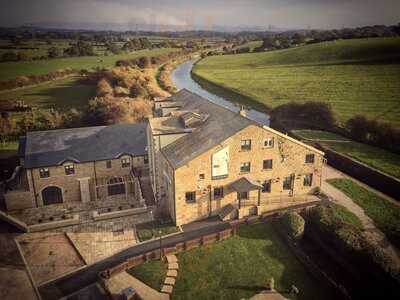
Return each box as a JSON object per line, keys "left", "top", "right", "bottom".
{"left": 193, "top": 37, "right": 400, "bottom": 126}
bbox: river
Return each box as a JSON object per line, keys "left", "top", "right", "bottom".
{"left": 171, "top": 59, "right": 270, "bottom": 126}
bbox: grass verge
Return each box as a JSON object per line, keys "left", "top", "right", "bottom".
{"left": 322, "top": 141, "right": 400, "bottom": 179}
{"left": 127, "top": 259, "right": 167, "bottom": 291}
{"left": 327, "top": 178, "right": 400, "bottom": 248}
{"left": 136, "top": 221, "right": 179, "bottom": 242}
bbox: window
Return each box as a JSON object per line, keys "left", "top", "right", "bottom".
{"left": 305, "top": 154, "right": 315, "bottom": 164}
{"left": 64, "top": 164, "right": 75, "bottom": 175}
{"left": 283, "top": 176, "right": 292, "bottom": 190}
{"left": 262, "top": 180, "right": 271, "bottom": 193}
{"left": 106, "top": 160, "right": 112, "bottom": 169}
{"left": 263, "top": 159, "right": 273, "bottom": 170}
{"left": 241, "top": 139, "right": 251, "bottom": 151}
{"left": 213, "top": 187, "right": 224, "bottom": 199}
{"left": 240, "top": 162, "right": 251, "bottom": 173}
{"left": 199, "top": 173, "right": 205, "bottom": 180}
{"left": 39, "top": 168, "right": 50, "bottom": 178}
{"left": 304, "top": 173, "right": 313, "bottom": 187}
{"left": 238, "top": 191, "right": 249, "bottom": 200}
{"left": 121, "top": 157, "right": 131, "bottom": 168}
{"left": 107, "top": 177, "right": 125, "bottom": 196}
{"left": 185, "top": 191, "right": 196, "bottom": 203}
{"left": 264, "top": 138, "right": 274, "bottom": 148}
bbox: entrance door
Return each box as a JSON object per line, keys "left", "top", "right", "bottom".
{"left": 42, "top": 186, "right": 63, "bottom": 205}
{"left": 237, "top": 191, "right": 249, "bottom": 208}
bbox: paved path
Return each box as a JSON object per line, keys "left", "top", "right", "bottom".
{"left": 321, "top": 165, "right": 400, "bottom": 268}
{"left": 38, "top": 221, "right": 230, "bottom": 300}
{"left": 105, "top": 271, "right": 169, "bottom": 300}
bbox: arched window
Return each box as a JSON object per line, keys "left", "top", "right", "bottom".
{"left": 107, "top": 177, "right": 125, "bottom": 196}
{"left": 42, "top": 186, "right": 63, "bottom": 205}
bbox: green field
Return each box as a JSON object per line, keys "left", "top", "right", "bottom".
{"left": 0, "top": 48, "right": 175, "bottom": 81}
{"left": 327, "top": 179, "right": 400, "bottom": 248}
{"left": 292, "top": 129, "right": 350, "bottom": 141}
{"left": 235, "top": 40, "right": 263, "bottom": 51}
{"left": 0, "top": 76, "right": 95, "bottom": 109}
{"left": 193, "top": 37, "right": 400, "bottom": 126}
{"left": 130, "top": 223, "right": 337, "bottom": 300}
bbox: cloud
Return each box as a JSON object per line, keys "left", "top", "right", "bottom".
{"left": 0, "top": 0, "right": 399, "bottom": 29}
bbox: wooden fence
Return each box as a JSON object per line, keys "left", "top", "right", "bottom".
{"left": 99, "top": 227, "right": 235, "bottom": 280}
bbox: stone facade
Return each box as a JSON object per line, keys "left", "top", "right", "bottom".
{"left": 157, "top": 124, "right": 324, "bottom": 226}
{"left": 5, "top": 155, "right": 147, "bottom": 211}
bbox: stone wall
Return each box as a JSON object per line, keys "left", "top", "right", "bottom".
{"left": 322, "top": 148, "right": 400, "bottom": 201}
{"left": 172, "top": 124, "right": 324, "bottom": 226}
{"left": 28, "top": 155, "right": 146, "bottom": 207}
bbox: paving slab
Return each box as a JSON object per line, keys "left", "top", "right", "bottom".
{"left": 164, "top": 277, "right": 176, "bottom": 286}
{"left": 166, "top": 254, "right": 177, "bottom": 263}
{"left": 161, "top": 284, "right": 173, "bottom": 294}
{"left": 168, "top": 262, "right": 179, "bottom": 270}
{"left": 166, "top": 270, "right": 178, "bottom": 277}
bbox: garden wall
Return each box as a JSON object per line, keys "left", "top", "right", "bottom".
{"left": 320, "top": 147, "right": 400, "bottom": 201}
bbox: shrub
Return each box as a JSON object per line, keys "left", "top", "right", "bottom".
{"left": 96, "top": 78, "right": 113, "bottom": 97}
{"left": 281, "top": 212, "right": 305, "bottom": 240}
{"left": 271, "top": 101, "right": 337, "bottom": 130}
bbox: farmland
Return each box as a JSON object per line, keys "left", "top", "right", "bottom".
{"left": 193, "top": 37, "right": 400, "bottom": 126}
{"left": 0, "top": 76, "right": 95, "bottom": 109}
{"left": 0, "top": 48, "right": 175, "bottom": 81}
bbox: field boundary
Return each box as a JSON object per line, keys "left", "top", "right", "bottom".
{"left": 317, "top": 144, "right": 400, "bottom": 201}
{"left": 191, "top": 62, "right": 271, "bottom": 113}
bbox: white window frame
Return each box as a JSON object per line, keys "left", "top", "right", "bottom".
{"left": 263, "top": 137, "right": 274, "bottom": 148}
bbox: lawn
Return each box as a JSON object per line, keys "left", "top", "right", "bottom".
{"left": 193, "top": 37, "right": 400, "bottom": 126}
{"left": 136, "top": 221, "right": 179, "bottom": 242}
{"left": 321, "top": 141, "right": 400, "bottom": 179}
{"left": 292, "top": 129, "right": 350, "bottom": 141}
{"left": 0, "top": 141, "right": 18, "bottom": 159}
{"left": 331, "top": 202, "right": 363, "bottom": 230}
{"left": 327, "top": 178, "right": 400, "bottom": 248}
{"left": 127, "top": 259, "right": 167, "bottom": 291}
{"left": 0, "top": 48, "right": 175, "bottom": 81}
{"left": 0, "top": 76, "right": 95, "bottom": 110}
{"left": 129, "top": 223, "right": 337, "bottom": 300}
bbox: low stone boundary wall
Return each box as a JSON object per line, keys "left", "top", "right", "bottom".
{"left": 321, "top": 147, "right": 400, "bottom": 201}
{"left": 92, "top": 206, "right": 148, "bottom": 221}
{"left": 0, "top": 209, "right": 29, "bottom": 232}
{"left": 28, "top": 214, "right": 80, "bottom": 232}
{"left": 99, "top": 227, "right": 235, "bottom": 280}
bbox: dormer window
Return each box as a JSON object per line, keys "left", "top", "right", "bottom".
{"left": 64, "top": 163, "right": 75, "bottom": 175}
{"left": 121, "top": 157, "right": 131, "bottom": 168}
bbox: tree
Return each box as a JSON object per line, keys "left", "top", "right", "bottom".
{"left": 260, "top": 36, "right": 276, "bottom": 50}
{"left": 48, "top": 47, "right": 62, "bottom": 58}
{"left": 106, "top": 42, "right": 121, "bottom": 54}
{"left": 292, "top": 33, "right": 305, "bottom": 45}
{"left": 0, "top": 112, "right": 16, "bottom": 145}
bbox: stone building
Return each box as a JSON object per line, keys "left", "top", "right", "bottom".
{"left": 5, "top": 123, "right": 148, "bottom": 211}
{"left": 148, "top": 89, "right": 325, "bottom": 226}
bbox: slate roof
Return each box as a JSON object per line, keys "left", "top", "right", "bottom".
{"left": 23, "top": 123, "right": 147, "bottom": 169}
{"left": 161, "top": 89, "right": 255, "bottom": 169}
{"left": 230, "top": 177, "right": 263, "bottom": 193}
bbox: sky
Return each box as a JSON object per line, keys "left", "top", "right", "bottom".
{"left": 0, "top": 0, "right": 399, "bottom": 31}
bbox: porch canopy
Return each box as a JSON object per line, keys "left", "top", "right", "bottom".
{"left": 230, "top": 177, "right": 263, "bottom": 193}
